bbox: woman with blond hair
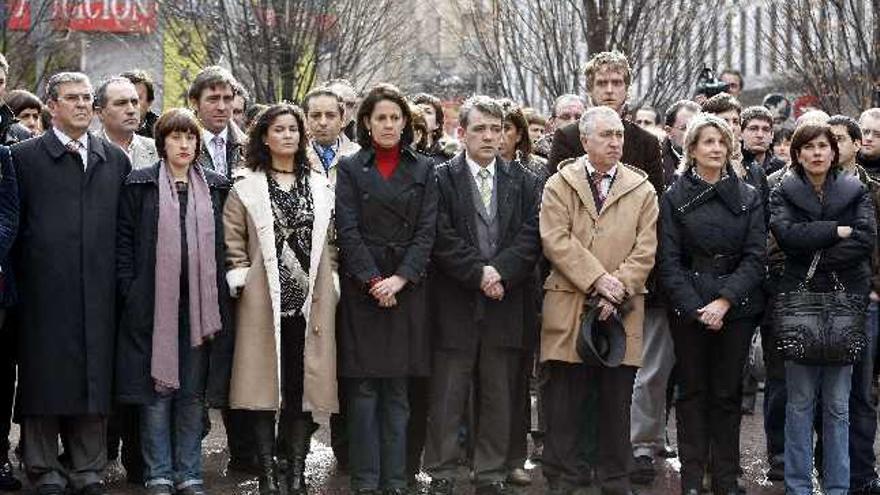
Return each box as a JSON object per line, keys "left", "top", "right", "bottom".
{"left": 658, "top": 112, "right": 766, "bottom": 495}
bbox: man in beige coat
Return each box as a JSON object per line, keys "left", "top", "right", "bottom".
{"left": 540, "top": 106, "right": 658, "bottom": 495}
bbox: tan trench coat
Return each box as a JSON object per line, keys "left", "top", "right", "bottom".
{"left": 223, "top": 165, "right": 339, "bottom": 418}
{"left": 540, "top": 156, "right": 659, "bottom": 367}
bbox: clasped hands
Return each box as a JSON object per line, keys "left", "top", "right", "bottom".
{"left": 481, "top": 265, "right": 505, "bottom": 301}
{"left": 696, "top": 298, "right": 731, "bottom": 332}
{"left": 369, "top": 274, "right": 407, "bottom": 308}
{"left": 592, "top": 273, "right": 627, "bottom": 321}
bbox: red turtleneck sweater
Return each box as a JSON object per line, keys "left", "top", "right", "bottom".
{"left": 375, "top": 142, "right": 400, "bottom": 180}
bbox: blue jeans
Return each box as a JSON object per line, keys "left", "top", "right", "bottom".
{"left": 140, "top": 342, "right": 208, "bottom": 490}
{"left": 849, "top": 301, "right": 879, "bottom": 488}
{"left": 347, "top": 377, "right": 409, "bottom": 491}
{"left": 784, "top": 362, "right": 853, "bottom": 495}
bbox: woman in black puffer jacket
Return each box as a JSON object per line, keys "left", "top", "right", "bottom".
{"left": 658, "top": 113, "right": 766, "bottom": 495}
{"left": 769, "top": 121, "right": 876, "bottom": 495}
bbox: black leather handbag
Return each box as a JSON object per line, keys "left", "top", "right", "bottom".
{"left": 774, "top": 251, "right": 868, "bottom": 365}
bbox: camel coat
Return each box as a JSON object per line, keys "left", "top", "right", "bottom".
{"left": 223, "top": 164, "right": 339, "bottom": 418}
{"left": 540, "top": 156, "right": 659, "bottom": 367}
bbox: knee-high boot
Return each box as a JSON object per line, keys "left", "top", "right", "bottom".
{"left": 254, "top": 412, "right": 280, "bottom": 495}
{"left": 285, "top": 415, "right": 316, "bottom": 495}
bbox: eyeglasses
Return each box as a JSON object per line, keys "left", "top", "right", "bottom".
{"left": 60, "top": 93, "right": 94, "bottom": 104}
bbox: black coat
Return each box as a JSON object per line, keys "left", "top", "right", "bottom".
{"left": 115, "top": 163, "right": 234, "bottom": 407}
{"left": 11, "top": 131, "right": 131, "bottom": 415}
{"left": 335, "top": 146, "right": 438, "bottom": 377}
{"left": 661, "top": 138, "right": 682, "bottom": 189}
{"left": 770, "top": 170, "right": 876, "bottom": 296}
{"left": 0, "top": 147, "right": 18, "bottom": 309}
{"left": 659, "top": 169, "right": 767, "bottom": 322}
{"left": 546, "top": 119, "right": 665, "bottom": 195}
{"left": 431, "top": 154, "right": 542, "bottom": 351}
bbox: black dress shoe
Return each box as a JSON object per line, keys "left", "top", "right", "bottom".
{"left": 475, "top": 481, "right": 512, "bottom": 495}
{"left": 35, "top": 485, "right": 66, "bottom": 495}
{"left": 78, "top": 483, "right": 105, "bottom": 495}
{"left": 383, "top": 489, "right": 408, "bottom": 495}
{"left": 682, "top": 489, "right": 700, "bottom": 495}
{"left": 630, "top": 455, "right": 656, "bottom": 485}
{"left": 767, "top": 463, "right": 784, "bottom": 482}
{"left": 428, "top": 478, "right": 453, "bottom": 495}
{"left": 855, "top": 478, "right": 880, "bottom": 494}
{"left": 0, "top": 459, "right": 20, "bottom": 492}
{"left": 656, "top": 444, "right": 677, "bottom": 458}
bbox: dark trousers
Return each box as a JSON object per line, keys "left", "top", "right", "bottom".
{"left": 406, "top": 376, "right": 429, "bottom": 479}
{"left": 222, "top": 409, "right": 257, "bottom": 467}
{"left": 507, "top": 350, "right": 531, "bottom": 469}
{"left": 672, "top": 316, "right": 753, "bottom": 492}
{"left": 106, "top": 404, "right": 143, "bottom": 482}
{"left": 0, "top": 311, "right": 14, "bottom": 457}
{"left": 761, "top": 318, "right": 787, "bottom": 470}
{"left": 348, "top": 377, "right": 409, "bottom": 491}
{"left": 23, "top": 415, "right": 107, "bottom": 491}
{"left": 425, "top": 344, "right": 519, "bottom": 485}
{"left": 331, "top": 376, "right": 350, "bottom": 469}
{"left": 542, "top": 361, "right": 636, "bottom": 495}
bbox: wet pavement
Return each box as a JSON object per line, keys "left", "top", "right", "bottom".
{"left": 3, "top": 392, "right": 846, "bottom": 494}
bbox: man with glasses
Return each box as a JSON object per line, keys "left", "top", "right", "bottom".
{"left": 11, "top": 72, "right": 132, "bottom": 495}
{"left": 858, "top": 108, "right": 880, "bottom": 181}
{"left": 741, "top": 106, "right": 785, "bottom": 176}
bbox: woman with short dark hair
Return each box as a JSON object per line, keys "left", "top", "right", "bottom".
{"left": 116, "top": 108, "right": 232, "bottom": 495}
{"left": 224, "top": 103, "right": 339, "bottom": 495}
{"left": 335, "top": 83, "right": 437, "bottom": 494}
{"left": 770, "top": 121, "right": 876, "bottom": 495}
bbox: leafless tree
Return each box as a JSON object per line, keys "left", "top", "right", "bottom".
{"left": 763, "top": 0, "right": 880, "bottom": 113}
{"left": 452, "top": 0, "right": 725, "bottom": 111}
{"left": 158, "top": 0, "right": 413, "bottom": 103}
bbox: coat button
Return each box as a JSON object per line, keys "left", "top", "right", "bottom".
{"left": 363, "top": 193, "right": 370, "bottom": 200}
{"left": 362, "top": 166, "right": 370, "bottom": 173}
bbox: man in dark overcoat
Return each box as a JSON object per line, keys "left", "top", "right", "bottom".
{"left": 185, "top": 65, "right": 254, "bottom": 472}
{"left": 11, "top": 72, "right": 131, "bottom": 495}
{"left": 424, "top": 96, "right": 542, "bottom": 495}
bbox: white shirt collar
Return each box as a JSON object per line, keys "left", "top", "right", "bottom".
{"left": 53, "top": 127, "right": 89, "bottom": 150}
{"left": 585, "top": 159, "right": 617, "bottom": 178}
{"left": 465, "top": 152, "right": 497, "bottom": 179}
{"left": 100, "top": 128, "right": 135, "bottom": 157}
{"left": 203, "top": 126, "right": 229, "bottom": 146}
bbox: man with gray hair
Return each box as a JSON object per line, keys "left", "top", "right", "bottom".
{"left": 11, "top": 71, "right": 132, "bottom": 495}
{"left": 540, "top": 106, "right": 658, "bottom": 495}
{"left": 858, "top": 108, "right": 880, "bottom": 180}
{"left": 95, "top": 77, "right": 158, "bottom": 169}
{"left": 534, "top": 94, "right": 585, "bottom": 159}
{"left": 425, "top": 95, "right": 543, "bottom": 495}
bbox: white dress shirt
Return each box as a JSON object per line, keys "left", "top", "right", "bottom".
{"left": 53, "top": 127, "right": 89, "bottom": 169}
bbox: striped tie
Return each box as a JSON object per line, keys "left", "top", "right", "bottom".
{"left": 477, "top": 168, "right": 492, "bottom": 210}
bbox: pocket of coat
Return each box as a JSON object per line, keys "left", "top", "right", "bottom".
{"left": 541, "top": 286, "right": 585, "bottom": 339}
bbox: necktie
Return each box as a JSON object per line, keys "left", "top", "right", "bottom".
{"left": 211, "top": 135, "right": 227, "bottom": 175}
{"left": 477, "top": 168, "right": 492, "bottom": 211}
{"left": 66, "top": 140, "right": 85, "bottom": 169}
{"left": 590, "top": 171, "right": 609, "bottom": 209}
{"left": 320, "top": 146, "right": 336, "bottom": 172}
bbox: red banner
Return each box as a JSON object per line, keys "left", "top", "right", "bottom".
{"left": 7, "top": 0, "right": 157, "bottom": 33}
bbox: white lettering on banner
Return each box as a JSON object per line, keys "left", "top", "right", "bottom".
{"left": 7, "top": 0, "right": 157, "bottom": 33}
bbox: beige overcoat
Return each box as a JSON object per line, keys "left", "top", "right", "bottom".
{"left": 223, "top": 164, "right": 339, "bottom": 418}
{"left": 540, "top": 156, "right": 659, "bottom": 367}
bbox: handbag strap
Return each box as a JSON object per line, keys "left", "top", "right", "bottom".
{"left": 797, "top": 250, "right": 846, "bottom": 292}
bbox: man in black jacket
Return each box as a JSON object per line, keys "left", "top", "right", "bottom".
{"left": 858, "top": 108, "right": 880, "bottom": 181}
{"left": 545, "top": 51, "right": 663, "bottom": 195}
{"left": 741, "top": 106, "right": 786, "bottom": 177}
{"left": 659, "top": 100, "right": 700, "bottom": 186}
{"left": 12, "top": 72, "right": 131, "bottom": 495}
{"left": 425, "top": 96, "right": 542, "bottom": 495}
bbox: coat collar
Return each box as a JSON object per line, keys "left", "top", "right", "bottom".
{"left": 125, "top": 160, "right": 230, "bottom": 189}
{"left": 779, "top": 168, "right": 864, "bottom": 219}
{"left": 559, "top": 155, "right": 648, "bottom": 219}
{"left": 43, "top": 129, "right": 108, "bottom": 165}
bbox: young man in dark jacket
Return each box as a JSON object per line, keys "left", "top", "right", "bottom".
{"left": 0, "top": 145, "right": 19, "bottom": 492}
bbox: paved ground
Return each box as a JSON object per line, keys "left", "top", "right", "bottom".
{"left": 3, "top": 392, "right": 837, "bottom": 494}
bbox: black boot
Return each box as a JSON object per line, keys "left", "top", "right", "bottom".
{"left": 285, "top": 417, "right": 315, "bottom": 495}
{"left": 254, "top": 413, "right": 279, "bottom": 495}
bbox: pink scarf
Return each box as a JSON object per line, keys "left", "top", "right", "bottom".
{"left": 152, "top": 161, "right": 222, "bottom": 392}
